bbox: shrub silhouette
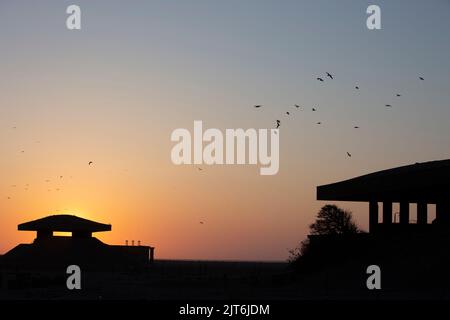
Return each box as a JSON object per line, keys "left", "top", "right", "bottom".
{"left": 289, "top": 205, "right": 361, "bottom": 268}
{"left": 310, "top": 204, "right": 359, "bottom": 235}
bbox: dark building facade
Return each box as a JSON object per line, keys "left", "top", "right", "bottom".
{"left": 1, "top": 215, "right": 154, "bottom": 271}
{"left": 317, "top": 159, "right": 450, "bottom": 233}
{"left": 300, "top": 160, "right": 450, "bottom": 293}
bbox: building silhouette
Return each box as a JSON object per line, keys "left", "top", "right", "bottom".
{"left": 302, "top": 159, "right": 450, "bottom": 292}
{"left": 1, "top": 215, "right": 154, "bottom": 271}
{"left": 317, "top": 159, "right": 450, "bottom": 232}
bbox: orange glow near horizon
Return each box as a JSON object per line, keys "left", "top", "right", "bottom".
{"left": 0, "top": 154, "right": 371, "bottom": 261}
{"left": 1, "top": 1, "right": 450, "bottom": 262}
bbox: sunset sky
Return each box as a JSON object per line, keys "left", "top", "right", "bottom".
{"left": 1, "top": 0, "right": 450, "bottom": 260}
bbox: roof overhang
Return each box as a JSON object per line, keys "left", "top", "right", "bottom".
{"left": 317, "top": 159, "right": 450, "bottom": 203}
{"left": 18, "top": 215, "right": 111, "bottom": 233}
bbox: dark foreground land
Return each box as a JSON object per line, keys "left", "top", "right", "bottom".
{"left": 2, "top": 258, "right": 450, "bottom": 300}
{"left": 1, "top": 260, "right": 290, "bottom": 300}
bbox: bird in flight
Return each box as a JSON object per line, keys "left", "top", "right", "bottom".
{"left": 312, "top": 108, "right": 317, "bottom": 111}
{"left": 295, "top": 105, "right": 301, "bottom": 109}
{"left": 419, "top": 76, "right": 424, "bottom": 80}
{"left": 197, "top": 167, "right": 203, "bottom": 172}
{"left": 317, "top": 77, "right": 324, "bottom": 82}
{"left": 317, "top": 122, "right": 321, "bottom": 125}
{"left": 355, "top": 86, "right": 359, "bottom": 90}
{"left": 286, "top": 111, "right": 290, "bottom": 115}
{"left": 347, "top": 152, "right": 352, "bottom": 157}
{"left": 199, "top": 221, "right": 204, "bottom": 225}
{"left": 354, "top": 126, "right": 359, "bottom": 129}
{"left": 396, "top": 94, "right": 401, "bottom": 97}
{"left": 276, "top": 120, "right": 281, "bottom": 129}
{"left": 385, "top": 104, "right": 392, "bottom": 107}
{"left": 326, "top": 72, "right": 334, "bottom": 79}
{"left": 254, "top": 105, "right": 262, "bottom": 108}
{"left": 88, "top": 161, "right": 93, "bottom": 166}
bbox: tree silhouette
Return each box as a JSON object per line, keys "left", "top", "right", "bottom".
{"left": 309, "top": 204, "right": 359, "bottom": 235}
{"left": 289, "top": 204, "right": 361, "bottom": 266}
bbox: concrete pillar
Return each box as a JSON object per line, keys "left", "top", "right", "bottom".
{"left": 36, "top": 230, "right": 53, "bottom": 239}
{"left": 399, "top": 202, "right": 410, "bottom": 225}
{"left": 369, "top": 201, "right": 378, "bottom": 233}
{"left": 73, "top": 231, "right": 92, "bottom": 238}
{"left": 436, "top": 202, "right": 443, "bottom": 221}
{"left": 436, "top": 201, "right": 450, "bottom": 223}
{"left": 383, "top": 201, "right": 392, "bottom": 225}
{"left": 417, "top": 202, "right": 427, "bottom": 225}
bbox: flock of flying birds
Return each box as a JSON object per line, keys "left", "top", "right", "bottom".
{"left": 254, "top": 72, "right": 426, "bottom": 158}
{"left": 4, "top": 137, "right": 95, "bottom": 201}
{"left": 4, "top": 73, "right": 426, "bottom": 205}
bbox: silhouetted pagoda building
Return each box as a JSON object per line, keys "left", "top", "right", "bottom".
{"left": 1, "top": 215, "right": 154, "bottom": 271}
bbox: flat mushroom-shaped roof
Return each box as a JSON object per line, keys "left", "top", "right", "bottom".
{"left": 317, "top": 159, "right": 450, "bottom": 203}
{"left": 18, "top": 215, "right": 111, "bottom": 233}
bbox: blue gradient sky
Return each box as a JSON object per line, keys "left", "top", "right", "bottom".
{"left": 0, "top": 0, "right": 449, "bottom": 260}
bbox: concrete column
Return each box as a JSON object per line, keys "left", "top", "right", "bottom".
{"left": 436, "top": 202, "right": 443, "bottom": 221}
{"left": 383, "top": 201, "right": 392, "bottom": 225}
{"left": 399, "top": 202, "right": 410, "bottom": 225}
{"left": 436, "top": 201, "right": 450, "bottom": 223}
{"left": 73, "top": 231, "right": 92, "bottom": 238}
{"left": 369, "top": 201, "right": 378, "bottom": 233}
{"left": 417, "top": 202, "right": 427, "bottom": 225}
{"left": 36, "top": 230, "right": 53, "bottom": 239}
